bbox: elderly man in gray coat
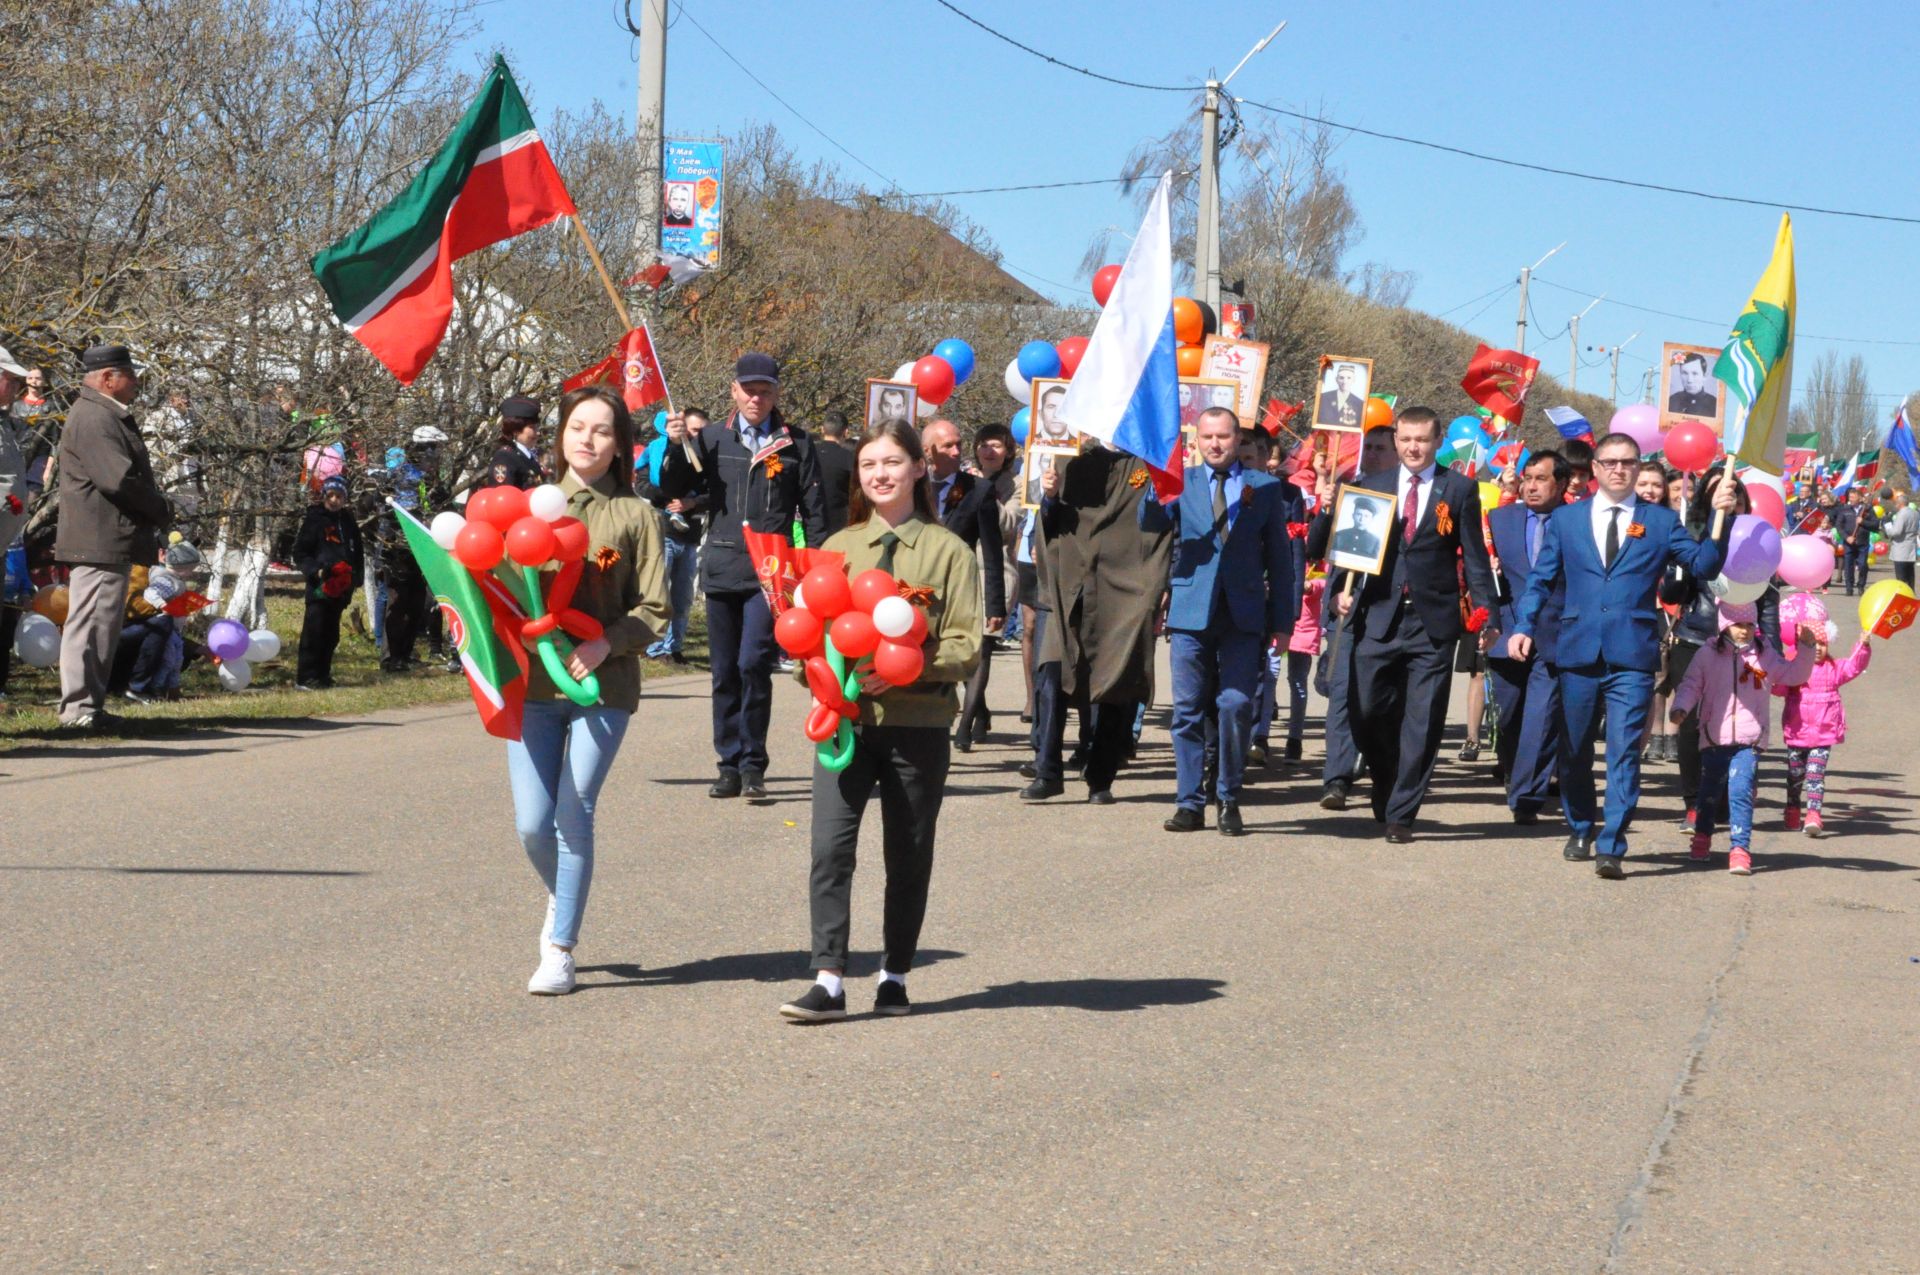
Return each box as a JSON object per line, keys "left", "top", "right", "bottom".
{"left": 54, "top": 345, "right": 171, "bottom": 729}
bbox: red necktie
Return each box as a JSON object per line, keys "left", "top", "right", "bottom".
{"left": 1402, "top": 474, "right": 1421, "bottom": 545}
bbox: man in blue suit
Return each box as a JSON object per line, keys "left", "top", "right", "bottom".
{"left": 1144, "top": 407, "right": 1302, "bottom": 836}
{"left": 1486, "top": 451, "right": 1571, "bottom": 825}
{"left": 1511, "top": 431, "right": 1736, "bottom": 877}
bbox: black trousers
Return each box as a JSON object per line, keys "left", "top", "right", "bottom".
{"left": 0, "top": 603, "right": 16, "bottom": 692}
{"left": 298, "top": 595, "right": 347, "bottom": 685}
{"left": 705, "top": 588, "right": 776, "bottom": 775}
{"left": 1842, "top": 543, "right": 1870, "bottom": 592}
{"left": 1319, "top": 619, "right": 1363, "bottom": 785}
{"left": 1351, "top": 605, "right": 1454, "bottom": 826}
{"left": 1896, "top": 561, "right": 1915, "bottom": 590}
{"left": 809, "top": 725, "right": 951, "bottom": 974}
{"left": 956, "top": 637, "right": 995, "bottom": 740}
{"left": 385, "top": 570, "right": 428, "bottom": 664}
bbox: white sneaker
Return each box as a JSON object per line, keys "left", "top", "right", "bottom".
{"left": 527, "top": 946, "right": 575, "bottom": 995}
{"left": 541, "top": 894, "right": 556, "bottom": 951}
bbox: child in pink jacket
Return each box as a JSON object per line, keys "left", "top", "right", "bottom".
{"left": 1772, "top": 594, "right": 1871, "bottom": 838}
{"left": 1669, "top": 600, "right": 1814, "bottom": 875}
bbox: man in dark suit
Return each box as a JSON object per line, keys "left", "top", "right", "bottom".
{"left": 1486, "top": 450, "right": 1571, "bottom": 825}
{"left": 1308, "top": 407, "right": 1498, "bottom": 842}
{"left": 1315, "top": 362, "right": 1365, "bottom": 429}
{"left": 814, "top": 411, "right": 856, "bottom": 536}
{"left": 921, "top": 419, "right": 1007, "bottom": 747}
{"left": 1510, "top": 432, "right": 1736, "bottom": 876}
{"left": 1143, "top": 407, "right": 1301, "bottom": 836}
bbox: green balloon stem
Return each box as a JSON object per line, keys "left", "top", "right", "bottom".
{"left": 519, "top": 564, "right": 600, "bottom": 707}
{"left": 815, "top": 640, "right": 861, "bottom": 772}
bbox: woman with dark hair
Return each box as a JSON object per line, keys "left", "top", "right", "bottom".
{"left": 1656, "top": 463, "right": 1780, "bottom": 816}
{"left": 780, "top": 419, "right": 981, "bottom": 1022}
{"left": 514, "top": 385, "right": 670, "bottom": 995}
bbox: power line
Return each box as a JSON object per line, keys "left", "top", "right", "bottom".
{"left": 1431, "top": 280, "right": 1514, "bottom": 321}
{"left": 1455, "top": 283, "right": 1517, "bottom": 330}
{"left": 826, "top": 173, "right": 1183, "bottom": 204}
{"left": 1533, "top": 276, "right": 1920, "bottom": 348}
{"left": 1233, "top": 97, "right": 1920, "bottom": 227}
{"left": 674, "top": 5, "right": 898, "bottom": 187}
{"left": 928, "top": 0, "right": 1196, "bottom": 93}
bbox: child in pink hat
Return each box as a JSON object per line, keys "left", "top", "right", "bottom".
{"left": 1669, "top": 599, "right": 1814, "bottom": 874}
{"left": 1772, "top": 593, "right": 1872, "bottom": 837}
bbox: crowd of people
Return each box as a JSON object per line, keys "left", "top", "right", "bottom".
{"left": 1, "top": 343, "right": 1903, "bottom": 1016}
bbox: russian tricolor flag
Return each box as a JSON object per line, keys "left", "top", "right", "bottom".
{"left": 1059, "top": 171, "right": 1184, "bottom": 500}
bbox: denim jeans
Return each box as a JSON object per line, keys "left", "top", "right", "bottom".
{"left": 505, "top": 699, "right": 631, "bottom": 947}
{"left": 1696, "top": 743, "right": 1759, "bottom": 848}
{"left": 647, "top": 537, "right": 699, "bottom": 656}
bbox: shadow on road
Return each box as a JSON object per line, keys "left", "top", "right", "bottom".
{"left": 575, "top": 948, "right": 966, "bottom": 989}
{"left": 911, "top": 977, "right": 1226, "bottom": 1017}
{"left": 0, "top": 864, "right": 367, "bottom": 877}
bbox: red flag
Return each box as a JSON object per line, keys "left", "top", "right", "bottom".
{"left": 1460, "top": 344, "right": 1540, "bottom": 424}
{"left": 562, "top": 325, "right": 671, "bottom": 414}
{"left": 740, "top": 525, "right": 845, "bottom": 617}
{"left": 1259, "top": 397, "right": 1303, "bottom": 436}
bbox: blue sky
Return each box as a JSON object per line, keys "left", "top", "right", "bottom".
{"left": 466, "top": 0, "right": 1919, "bottom": 420}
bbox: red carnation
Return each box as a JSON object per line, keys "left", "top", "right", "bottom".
{"left": 1464, "top": 606, "right": 1490, "bottom": 634}
{"left": 1286, "top": 521, "right": 1310, "bottom": 540}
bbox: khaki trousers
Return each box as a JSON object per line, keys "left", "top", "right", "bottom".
{"left": 58, "top": 563, "right": 130, "bottom": 723}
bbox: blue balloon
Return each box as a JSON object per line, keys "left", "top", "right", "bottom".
{"left": 1010, "top": 406, "right": 1031, "bottom": 446}
{"left": 1446, "top": 415, "right": 1482, "bottom": 443}
{"left": 1016, "top": 339, "right": 1062, "bottom": 382}
{"left": 933, "top": 338, "right": 976, "bottom": 386}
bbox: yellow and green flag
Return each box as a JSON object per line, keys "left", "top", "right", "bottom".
{"left": 1714, "top": 212, "right": 1795, "bottom": 476}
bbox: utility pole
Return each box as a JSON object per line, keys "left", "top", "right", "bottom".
{"left": 1607, "top": 330, "right": 1639, "bottom": 406}
{"left": 1194, "top": 21, "right": 1285, "bottom": 312}
{"left": 1641, "top": 368, "right": 1657, "bottom": 405}
{"left": 1514, "top": 242, "right": 1565, "bottom": 357}
{"left": 1567, "top": 294, "right": 1603, "bottom": 394}
{"left": 629, "top": 0, "right": 668, "bottom": 279}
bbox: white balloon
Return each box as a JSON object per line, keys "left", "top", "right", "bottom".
{"left": 14, "top": 613, "right": 59, "bottom": 667}
{"left": 528, "top": 483, "right": 569, "bottom": 522}
{"left": 1707, "top": 574, "right": 1767, "bottom": 605}
{"left": 429, "top": 510, "right": 466, "bottom": 551}
{"left": 1004, "top": 357, "right": 1032, "bottom": 406}
{"left": 891, "top": 361, "right": 917, "bottom": 386}
{"left": 217, "top": 658, "right": 253, "bottom": 691}
{"left": 916, "top": 395, "right": 938, "bottom": 419}
{"left": 790, "top": 583, "right": 807, "bottom": 613}
{"left": 871, "top": 595, "right": 915, "bottom": 639}
{"left": 245, "top": 630, "right": 282, "bottom": 663}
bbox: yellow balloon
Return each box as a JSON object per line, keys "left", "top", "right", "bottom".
{"left": 1858, "top": 578, "right": 1918, "bottom": 639}
{"left": 1478, "top": 481, "right": 1502, "bottom": 511}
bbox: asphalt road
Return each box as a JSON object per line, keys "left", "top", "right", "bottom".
{"left": 4, "top": 612, "right": 1916, "bottom": 1272}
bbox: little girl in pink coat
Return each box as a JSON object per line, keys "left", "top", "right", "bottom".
{"left": 1773, "top": 593, "right": 1872, "bottom": 838}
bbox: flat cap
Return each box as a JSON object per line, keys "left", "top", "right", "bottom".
{"left": 81, "top": 344, "right": 135, "bottom": 373}
{"left": 733, "top": 352, "right": 780, "bottom": 386}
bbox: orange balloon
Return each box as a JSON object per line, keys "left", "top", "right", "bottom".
{"left": 31, "top": 585, "right": 69, "bottom": 626}
{"left": 1172, "top": 297, "right": 1204, "bottom": 346}
{"left": 1362, "top": 396, "right": 1394, "bottom": 429}
{"left": 1176, "top": 344, "right": 1205, "bottom": 377}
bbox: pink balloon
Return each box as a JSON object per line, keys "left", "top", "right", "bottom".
{"left": 1776, "top": 534, "right": 1835, "bottom": 590}
{"left": 1609, "top": 404, "right": 1662, "bottom": 457}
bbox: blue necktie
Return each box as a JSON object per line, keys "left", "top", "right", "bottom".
{"left": 1526, "top": 512, "right": 1541, "bottom": 565}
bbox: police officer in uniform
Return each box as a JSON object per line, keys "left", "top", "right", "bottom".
{"left": 481, "top": 395, "right": 544, "bottom": 490}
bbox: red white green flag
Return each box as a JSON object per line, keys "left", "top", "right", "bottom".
{"left": 312, "top": 57, "right": 576, "bottom": 384}
{"left": 393, "top": 505, "right": 528, "bottom": 739}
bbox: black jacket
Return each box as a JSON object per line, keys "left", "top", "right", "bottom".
{"left": 661, "top": 409, "right": 829, "bottom": 594}
{"left": 814, "top": 437, "right": 855, "bottom": 536}
{"left": 293, "top": 504, "right": 365, "bottom": 598}
{"left": 934, "top": 470, "right": 1006, "bottom": 619}
{"left": 1307, "top": 467, "right": 1497, "bottom": 643}
{"left": 480, "top": 442, "right": 544, "bottom": 491}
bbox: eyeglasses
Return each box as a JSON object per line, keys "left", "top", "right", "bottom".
{"left": 1592, "top": 457, "right": 1638, "bottom": 471}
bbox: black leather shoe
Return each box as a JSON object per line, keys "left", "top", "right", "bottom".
{"left": 1247, "top": 742, "right": 1269, "bottom": 768}
{"left": 709, "top": 770, "right": 742, "bottom": 799}
{"left": 1319, "top": 780, "right": 1349, "bottom": 811}
{"left": 953, "top": 734, "right": 973, "bottom": 754}
{"left": 1283, "top": 739, "right": 1302, "bottom": 762}
{"left": 1385, "top": 823, "right": 1414, "bottom": 844}
{"left": 1563, "top": 832, "right": 1594, "bottom": 861}
{"left": 1163, "top": 807, "right": 1205, "bottom": 832}
{"left": 741, "top": 769, "right": 769, "bottom": 801}
{"left": 1018, "top": 761, "right": 1038, "bottom": 780}
{"left": 1512, "top": 807, "right": 1539, "bottom": 826}
{"left": 1065, "top": 749, "right": 1089, "bottom": 774}
{"left": 1218, "top": 803, "right": 1246, "bottom": 836}
{"left": 1594, "top": 855, "right": 1625, "bottom": 880}
{"left": 1087, "top": 789, "right": 1115, "bottom": 805}
{"left": 1019, "top": 779, "right": 1064, "bottom": 802}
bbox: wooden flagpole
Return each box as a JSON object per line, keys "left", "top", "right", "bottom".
{"left": 569, "top": 213, "right": 699, "bottom": 471}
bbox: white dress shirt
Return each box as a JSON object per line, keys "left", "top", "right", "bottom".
{"left": 1394, "top": 463, "right": 1439, "bottom": 531}
{"left": 1590, "top": 492, "right": 1637, "bottom": 563}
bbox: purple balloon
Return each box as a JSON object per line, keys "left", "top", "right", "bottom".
{"left": 207, "top": 617, "right": 251, "bottom": 663}
{"left": 1609, "top": 403, "right": 1663, "bottom": 456}
{"left": 1722, "top": 513, "right": 1783, "bottom": 585}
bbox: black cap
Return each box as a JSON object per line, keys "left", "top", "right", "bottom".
{"left": 733, "top": 352, "right": 780, "bottom": 386}
{"left": 499, "top": 394, "right": 540, "bottom": 422}
{"left": 81, "top": 344, "right": 135, "bottom": 374}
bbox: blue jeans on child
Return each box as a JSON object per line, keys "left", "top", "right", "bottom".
{"left": 1696, "top": 743, "right": 1759, "bottom": 848}
{"left": 646, "top": 537, "right": 699, "bottom": 657}
{"left": 506, "top": 700, "right": 631, "bottom": 947}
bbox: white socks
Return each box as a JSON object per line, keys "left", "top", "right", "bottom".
{"left": 815, "top": 971, "right": 844, "bottom": 997}
{"left": 877, "top": 970, "right": 905, "bottom": 988}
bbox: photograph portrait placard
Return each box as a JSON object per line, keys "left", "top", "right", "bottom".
{"left": 1658, "top": 342, "right": 1727, "bottom": 435}
{"left": 1311, "top": 355, "right": 1374, "bottom": 432}
{"left": 1198, "top": 335, "right": 1270, "bottom": 421}
{"left": 1027, "top": 377, "right": 1077, "bottom": 447}
{"left": 865, "top": 380, "right": 918, "bottom": 436}
{"left": 1022, "top": 441, "right": 1079, "bottom": 511}
{"left": 1326, "top": 482, "right": 1394, "bottom": 576}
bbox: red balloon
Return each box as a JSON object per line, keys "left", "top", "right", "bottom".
{"left": 848, "top": 568, "right": 899, "bottom": 614}
{"left": 1748, "top": 483, "right": 1787, "bottom": 531}
{"left": 464, "top": 488, "right": 497, "bottom": 528}
{"left": 830, "top": 610, "right": 880, "bottom": 660}
{"left": 904, "top": 604, "right": 928, "bottom": 644}
{"left": 871, "top": 638, "right": 924, "bottom": 686}
{"left": 549, "top": 517, "right": 590, "bottom": 563}
{"left": 454, "top": 520, "right": 505, "bottom": 570}
{"left": 804, "top": 655, "right": 853, "bottom": 713}
{"left": 774, "top": 606, "right": 824, "bottom": 657}
{"left": 804, "top": 702, "right": 841, "bottom": 742}
{"left": 1092, "top": 264, "right": 1122, "bottom": 308}
{"left": 1172, "top": 297, "right": 1204, "bottom": 346}
{"left": 799, "top": 566, "right": 852, "bottom": 618}
{"left": 480, "top": 485, "right": 530, "bottom": 532}
{"left": 1056, "top": 335, "right": 1090, "bottom": 379}
{"left": 911, "top": 355, "right": 956, "bottom": 407}
{"left": 505, "top": 515, "right": 556, "bottom": 566}
{"left": 1663, "top": 420, "right": 1720, "bottom": 473}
